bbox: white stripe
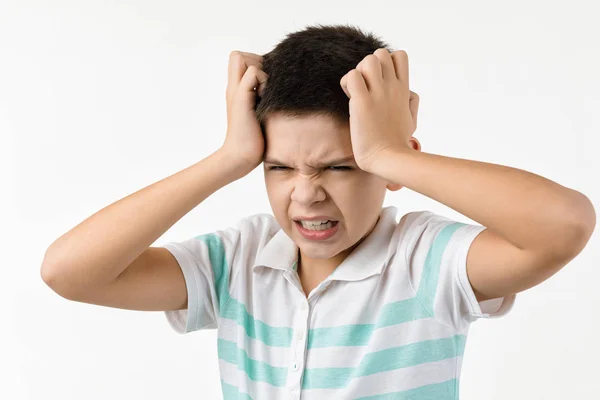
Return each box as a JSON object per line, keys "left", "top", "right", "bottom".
{"left": 307, "top": 282, "right": 416, "bottom": 328}
{"left": 218, "top": 317, "right": 291, "bottom": 368}
{"left": 305, "top": 317, "right": 457, "bottom": 368}
{"left": 219, "top": 359, "right": 289, "bottom": 399}
{"left": 304, "top": 357, "right": 461, "bottom": 399}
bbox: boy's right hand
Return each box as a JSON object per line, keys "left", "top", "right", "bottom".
{"left": 220, "top": 51, "right": 268, "bottom": 177}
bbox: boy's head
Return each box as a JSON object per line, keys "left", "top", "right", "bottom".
{"left": 256, "top": 24, "right": 421, "bottom": 266}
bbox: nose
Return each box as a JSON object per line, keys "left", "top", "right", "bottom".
{"left": 290, "top": 174, "right": 326, "bottom": 205}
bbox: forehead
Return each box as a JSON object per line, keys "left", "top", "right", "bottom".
{"left": 264, "top": 113, "right": 353, "bottom": 162}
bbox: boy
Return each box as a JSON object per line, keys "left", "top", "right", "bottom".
{"left": 41, "top": 24, "right": 595, "bottom": 399}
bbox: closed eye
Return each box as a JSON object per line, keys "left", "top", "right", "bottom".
{"left": 267, "top": 165, "right": 353, "bottom": 171}
{"left": 327, "top": 166, "right": 353, "bottom": 171}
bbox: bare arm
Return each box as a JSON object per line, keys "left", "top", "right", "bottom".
{"left": 40, "top": 149, "right": 243, "bottom": 310}
{"left": 41, "top": 51, "right": 268, "bottom": 312}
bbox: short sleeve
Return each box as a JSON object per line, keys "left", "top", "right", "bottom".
{"left": 159, "top": 225, "right": 242, "bottom": 334}
{"left": 404, "top": 211, "right": 516, "bottom": 332}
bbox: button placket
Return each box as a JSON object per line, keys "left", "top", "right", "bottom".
{"left": 293, "top": 301, "right": 308, "bottom": 367}
{"left": 288, "top": 298, "right": 309, "bottom": 396}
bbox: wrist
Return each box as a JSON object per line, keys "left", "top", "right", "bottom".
{"left": 214, "top": 147, "right": 261, "bottom": 180}
{"left": 364, "top": 146, "right": 411, "bottom": 178}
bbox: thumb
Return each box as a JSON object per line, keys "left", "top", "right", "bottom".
{"left": 340, "top": 73, "right": 351, "bottom": 98}
{"left": 409, "top": 90, "right": 419, "bottom": 130}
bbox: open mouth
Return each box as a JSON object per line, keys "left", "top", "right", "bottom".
{"left": 294, "top": 220, "right": 339, "bottom": 231}
{"left": 293, "top": 219, "right": 340, "bottom": 241}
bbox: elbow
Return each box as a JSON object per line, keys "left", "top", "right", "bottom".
{"left": 554, "top": 192, "right": 596, "bottom": 261}
{"left": 579, "top": 194, "right": 596, "bottom": 239}
{"left": 40, "top": 263, "right": 65, "bottom": 299}
{"left": 40, "top": 257, "right": 81, "bottom": 301}
{"left": 569, "top": 193, "right": 596, "bottom": 255}
{"left": 554, "top": 215, "right": 595, "bottom": 264}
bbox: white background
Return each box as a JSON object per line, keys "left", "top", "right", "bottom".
{"left": 1, "top": 1, "right": 599, "bottom": 399}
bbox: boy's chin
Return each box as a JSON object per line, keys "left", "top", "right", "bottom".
{"left": 297, "top": 244, "right": 334, "bottom": 258}
{"left": 297, "top": 240, "right": 356, "bottom": 260}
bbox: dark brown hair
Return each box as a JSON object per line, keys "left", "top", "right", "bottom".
{"left": 255, "top": 23, "right": 392, "bottom": 129}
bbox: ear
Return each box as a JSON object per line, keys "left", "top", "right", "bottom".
{"left": 386, "top": 182, "right": 403, "bottom": 191}
{"left": 386, "top": 137, "right": 422, "bottom": 192}
{"left": 407, "top": 136, "right": 421, "bottom": 152}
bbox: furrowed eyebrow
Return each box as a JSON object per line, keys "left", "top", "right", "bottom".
{"left": 264, "top": 155, "right": 355, "bottom": 167}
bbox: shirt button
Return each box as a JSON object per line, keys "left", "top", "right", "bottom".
{"left": 296, "top": 330, "right": 304, "bottom": 340}
{"left": 300, "top": 302, "right": 308, "bottom": 310}
{"left": 292, "top": 361, "right": 299, "bottom": 371}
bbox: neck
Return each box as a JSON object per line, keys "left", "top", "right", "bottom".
{"left": 296, "top": 251, "right": 340, "bottom": 296}
{"left": 297, "top": 251, "right": 342, "bottom": 282}
{"left": 295, "top": 242, "right": 358, "bottom": 296}
{"left": 295, "top": 215, "right": 381, "bottom": 295}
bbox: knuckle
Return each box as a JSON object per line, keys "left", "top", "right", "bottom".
{"left": 392, "top": 50, "right": 408, "bottom": 59}
{"left": 349, "top": 69, "right": 361, "bottom": 79}
{"left": 246, "top": 64, "right": 258, "bottom": 73}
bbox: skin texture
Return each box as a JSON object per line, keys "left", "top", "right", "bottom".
{"left": 262, "top": 112, "right": 420, "bottom": 292}
{"left": 340, "top": 48, "right": 595, "bottom": 302}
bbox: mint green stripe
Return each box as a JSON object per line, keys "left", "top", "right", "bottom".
{"left": 302, "top": 334, "right": 466, "bottom": 389}
{"left": 308, "top": 324, "right": 373, "bottom": 348}
{"left": 357, "top": 334, "right": 466, "bottom": 376}
{"left": 202, "top": 223, "right": 466, "bottom": 352}
{"left": 196, "top": 233, "right": 230, "bottom": 310}
{"left": 221, "top": 380, "right": 254, "bottom": 400}
{"left": 375, "top": 296, "right": 433, "bottom": 328}
{"left": 308, "top": 297, "right": 431, "bottom": 349}
{"left": 221, "top": 296, "right": 293, "bottom": 347}
{"left": 416, "top": 222, "right": 465, "bottom": 311}
{"left": 307, "top": 223, "right": 466, "bottom": 350}
{"left": 197, "top": 233, "right": 293, "bottom": 347}
{"left": 218, "top": 339, "right": 288, "bottom": 387}
{"left": 355, "top": 378, "right": 458, "bottom": 399}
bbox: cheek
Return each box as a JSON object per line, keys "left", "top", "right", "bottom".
{"left": 330, "top": 175, "right": 375, "bottom": 199}
{"left": 265, "top": 181, "right": 292, "bottom": 217}
{"left": 332, "top": 178, "right": 386, "bottom": 219}
{"left": 265, "top": 179, "right": 289, "bottom": 200}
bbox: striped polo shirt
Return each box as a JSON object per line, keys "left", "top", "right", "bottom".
{"left": 161, "top": 206, "right": 516, "bottom": 399}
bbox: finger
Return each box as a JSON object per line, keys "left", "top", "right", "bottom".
{"left": 239, "top": 65, "right": 268, "bottom": 97}
{"left": 228, "top": 51, "right": 245, "bottom": 88}
{"left": 340, "top": 70, "right": 356, "bottom": 99}
{"left": 238, "top": 51, "right": 263, "bottom": 61}
{"left": 343, "top": 69, "right": 369, "bottom": 99}
{"left": 356, "top": 54, "right": 382, "bottom": 91}
{"left": 391, "top": 50, "right": 409, "bottom": 87}
{"left": 228, "top": 51, "right": 263, "bottom": 90}
{"left": 340, "top": 72, "right": 350, "bottom": 98}
{"left": 373, "top": 48, "right": 396, "bottom": 81}
{"left": 256, "top": 69, "right": 268, "bottom": 97}
{"left": 231, "top": 50, "right": 263, "bottom": 64}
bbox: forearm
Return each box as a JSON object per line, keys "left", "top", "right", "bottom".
{"left": 373, "top": 147, "right": 595, "bottom": 256}
{"left": 41, "top": 149, "right": 242, "bottom": 291}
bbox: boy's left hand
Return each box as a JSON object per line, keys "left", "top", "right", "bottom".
{"left": 340, "top": 49, "right": 419, "bottom": 172}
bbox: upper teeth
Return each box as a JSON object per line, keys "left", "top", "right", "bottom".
{"left": 301, "top": 220, "right": 330, "bottom": 225}
{"left": 298, "top": 219, "right": 337, "bottom": 231}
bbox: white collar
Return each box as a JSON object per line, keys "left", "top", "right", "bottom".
{"left": 252, "top": 206, "right": 400, "bottom": 282}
